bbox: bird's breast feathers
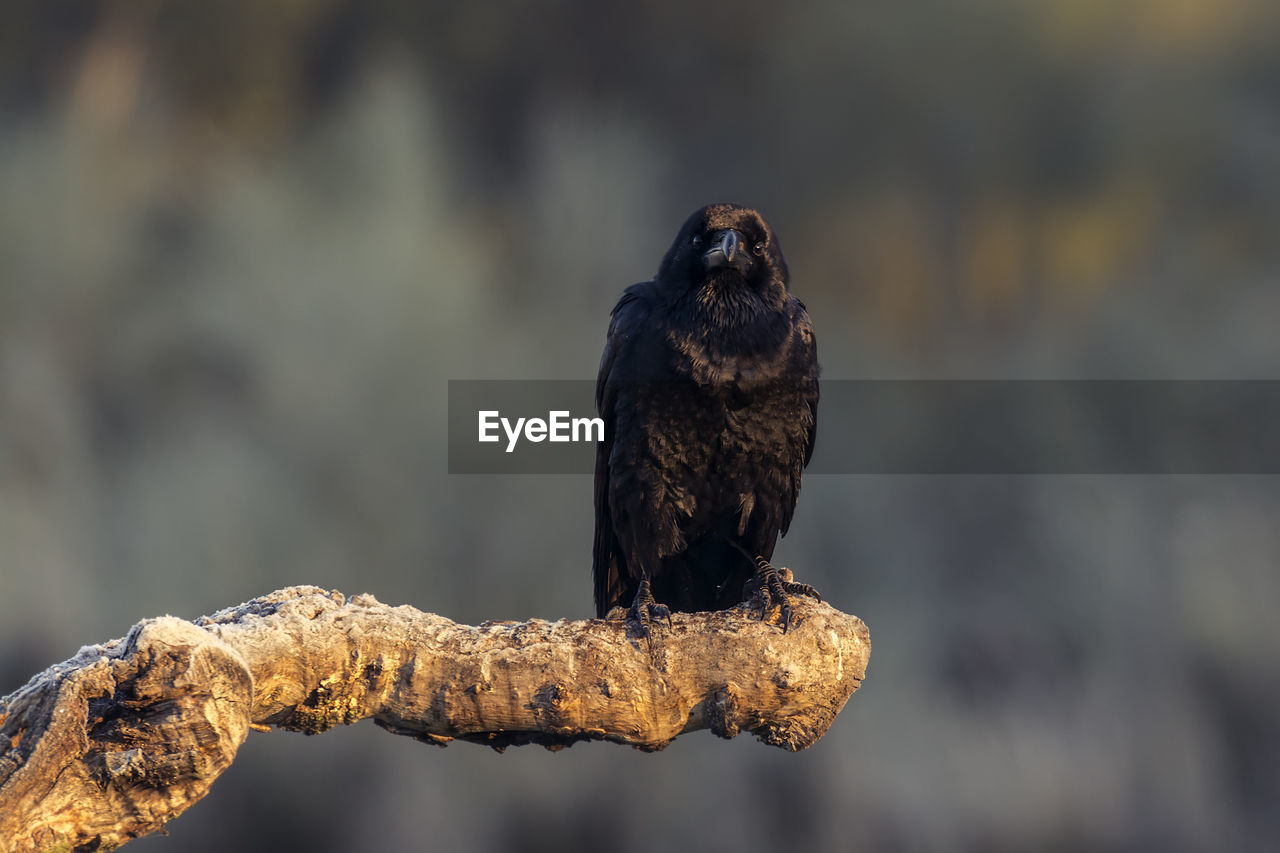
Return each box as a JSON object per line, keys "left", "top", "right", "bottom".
{"left": 661, "top": 306, "right": 809, "bottom": 387}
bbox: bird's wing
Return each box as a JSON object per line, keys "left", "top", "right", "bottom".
{"left": 781, "top": 299, "right": 820, "bottom": 537}
{"left": 803, "top": 346, "right": 820, "bottom": 468}
{"left": 592, "top": 284, "right": 648, "bottom": 616}
{"left": 791, "top": 296, "right": 820, "bottom": 468}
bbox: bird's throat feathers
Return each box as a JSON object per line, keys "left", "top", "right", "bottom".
{"left": 664, "top": 281, "right": 795, "bottom": 384}
{"left": 696, "top": 272, "right": 770, "bottom": 325}
{"left": 667, "top": 265, "right": 788, "bottom": 330}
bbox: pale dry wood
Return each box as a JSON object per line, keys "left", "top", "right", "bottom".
{"left": 0, "top": 585, "right": 869, "bottom": 852}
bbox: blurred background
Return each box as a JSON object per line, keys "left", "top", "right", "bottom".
{"left": 2, "top": 1, "right": 1279, "bottom": 850}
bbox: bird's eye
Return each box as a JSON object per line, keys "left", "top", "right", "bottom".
{"left": 752, "top": 242, "right": 766, "bottom": 256}
{"left": 691, "top": 234, "right": 703, "bottom": 246}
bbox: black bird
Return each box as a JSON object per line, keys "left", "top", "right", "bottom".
{"left": 592, "top": 203, "right": 820, "bottom": 633}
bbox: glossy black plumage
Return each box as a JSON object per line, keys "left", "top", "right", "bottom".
{"left": 592, "top": 203, "right": 819, "bottom": 622}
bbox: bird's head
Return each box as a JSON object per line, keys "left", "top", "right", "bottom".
{"left": 657, "top": 204, "right": 789, "bottom": 309}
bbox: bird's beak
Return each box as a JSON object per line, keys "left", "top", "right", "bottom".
{"left": 704, "top": 229, "right": 749, "bottom": 273}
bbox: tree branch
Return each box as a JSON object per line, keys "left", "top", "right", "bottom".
{"left": 0, "top": 585, "right": 869, "bottom": 852}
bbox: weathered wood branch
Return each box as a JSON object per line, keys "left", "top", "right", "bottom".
{"left": 0, "top": 585, "right": 869, "bottom": 852}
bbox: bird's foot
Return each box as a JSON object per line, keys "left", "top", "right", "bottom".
{"left": 627, "top": 579, "right": 672, "bottom": 639}
{"left": 746, "top": 557, "right": 821, "bottom": 633}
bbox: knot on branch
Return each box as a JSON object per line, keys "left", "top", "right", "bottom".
{"left": 2, "top": 618, "right": 251, "bottom": 851}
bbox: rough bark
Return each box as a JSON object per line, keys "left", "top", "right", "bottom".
{"left": 0, "top": 585, "right": 870, "bottom": 852}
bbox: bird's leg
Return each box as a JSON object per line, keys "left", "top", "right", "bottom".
{"left": 628, "top": 578, "right": 672, "bottom": 638}
{"left": 742, "top": 554, "right": 821, "bottom": 633}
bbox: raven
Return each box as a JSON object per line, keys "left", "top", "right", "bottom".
{"left": 592, "top": 203, "right": 820, "bottom": 633}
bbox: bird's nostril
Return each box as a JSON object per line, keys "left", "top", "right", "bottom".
{"left": 721, "top": 230, "right": 740, "bottom": 261}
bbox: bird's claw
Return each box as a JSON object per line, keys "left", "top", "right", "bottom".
{"left": 746, "top": 557, "right": 821, "bottom": 633}
{"left": 628, "top": 579, "right": 672, "bottom": 638}
{"left": 781, "top": 580, "right": 821, "bottom": 601}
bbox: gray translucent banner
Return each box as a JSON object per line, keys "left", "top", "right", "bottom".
{"left": 448, "top": 380, "right": 1280, "bottom": 474}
